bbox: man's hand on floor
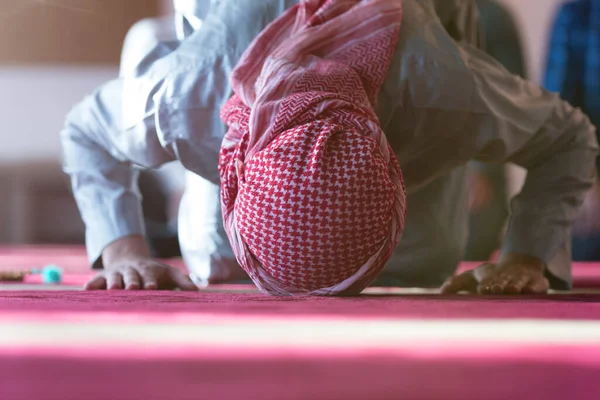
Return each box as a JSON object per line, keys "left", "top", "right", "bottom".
{"left": 85, "top": 259, "right": 198, "bottom": 291}
{"left": 440, "top": 253, "right": 550, "bottom": 295}
{"left": 85, "top": 235, "right": 197, "bottom": 291}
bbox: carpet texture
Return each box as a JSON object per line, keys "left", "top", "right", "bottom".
{"left": 2, "top": 246, "right": 600, "bottom": 400}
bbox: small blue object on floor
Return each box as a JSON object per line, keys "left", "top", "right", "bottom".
{"left": 31, "top": 265, "right": 63, "bottom": 284}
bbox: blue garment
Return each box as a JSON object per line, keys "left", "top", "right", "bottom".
{"left": 545, "top": 0, "right": 600, "bottom": 169}
{"left": 545, "top": 0, "right": 600, "bottom": 261}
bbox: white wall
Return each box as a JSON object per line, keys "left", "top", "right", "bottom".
{"left": 0, "top": 66, "right": 118, "bottom": 163}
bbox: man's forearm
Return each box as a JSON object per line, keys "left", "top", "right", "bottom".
{"left": 61, "top": 81, "right": 149, "bottom": 267}
{"left": 500, "top": 101, "right": 598, "bottom": 285}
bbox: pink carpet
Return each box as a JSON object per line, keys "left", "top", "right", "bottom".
{"left": 3, "top": 346, "right": 599, "bottom": 400}
{"left": 1, "top": 290, "right": 600, "bottom": 400}
{"left": 1, "top": 290, "right": 600, "bottom": 320}
{"left": 2, "top": 246, "right": 600, "bottom": 400}
{"left": 3, "top": 245, "right": 600, "bottom": 288}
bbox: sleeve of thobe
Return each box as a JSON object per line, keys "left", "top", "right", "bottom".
{"left": 61, "top": 77, "right": 176, "bottom": 268}
{"left": 390, "top": 9, "right": 598, "bottom": 286}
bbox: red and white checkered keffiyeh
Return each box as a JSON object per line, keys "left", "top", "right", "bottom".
{"left": 219, "top": 0, "right": 406, "bottom": 296}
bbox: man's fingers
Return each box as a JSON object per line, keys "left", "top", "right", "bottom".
{"left": 440, "top": 271, "right": 477, "bottom": 294}
{"left": 106, "top": 272, "right": 124, "bottom": 290}
{"left": 474, "top": 263, "right": 500, "bottom": 294}
{"left": 171, "top": 270, "right": 198, "bottom": 291}
{"left": 523, "top": 276, "right": 551, "bottom": 294}
{"left": 477, "top": 274, "right": 497, "bottom": 294}
{"left": 506, "top": 275, "right": 531, "bottom": 294}
{"left": 487, "top": 273, "right": 512, "bottom": 294}
{"left": 97, "top": 260, "right": 200, "bottom": 291}
{"left": 84, "top": 274, "right": 107, "bottom": 290}
{"left": 140, "top": 270, "right": 159, "bottom": 290}
{"left": 123, "top": 268, "right": 142, "bottom": 290}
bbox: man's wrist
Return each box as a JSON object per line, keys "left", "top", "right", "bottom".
{"left": 102, "top": 235, "right": 151, "bottom": 265}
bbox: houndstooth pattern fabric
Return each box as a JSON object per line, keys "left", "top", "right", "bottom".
{"left": 219, "top": 0, "right": 406, "bottom": 296}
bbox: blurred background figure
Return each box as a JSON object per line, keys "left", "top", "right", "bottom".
{"left": 463, "top": 0, "right": 526, "bottom": 261}
{"left": 544, "top": 0, "right": 600, "bottom": 261}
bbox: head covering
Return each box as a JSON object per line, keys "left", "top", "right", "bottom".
{"left": 219, "top": 0, "right": 406, "bottom": 296}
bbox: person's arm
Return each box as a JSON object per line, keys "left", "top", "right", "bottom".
{"left": 63, "top": 0, "right": 299, "bottom": 283}
{"left": 464, "top": 44, "right": 597, "bottom": 287}
{"left": 471, "top": 5, "right": 594, "bottom": 279}
{"left": 61, "top": 74, "right": 202, "bottom": 291}
{"left": 389, "top": 5, "right": 598, "bottom": 291}
{"left": 61, "top": 79, "right": 175, "bottom": 269}
{"left": 62, "top": 10, "right": 185, "bottom": 269}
